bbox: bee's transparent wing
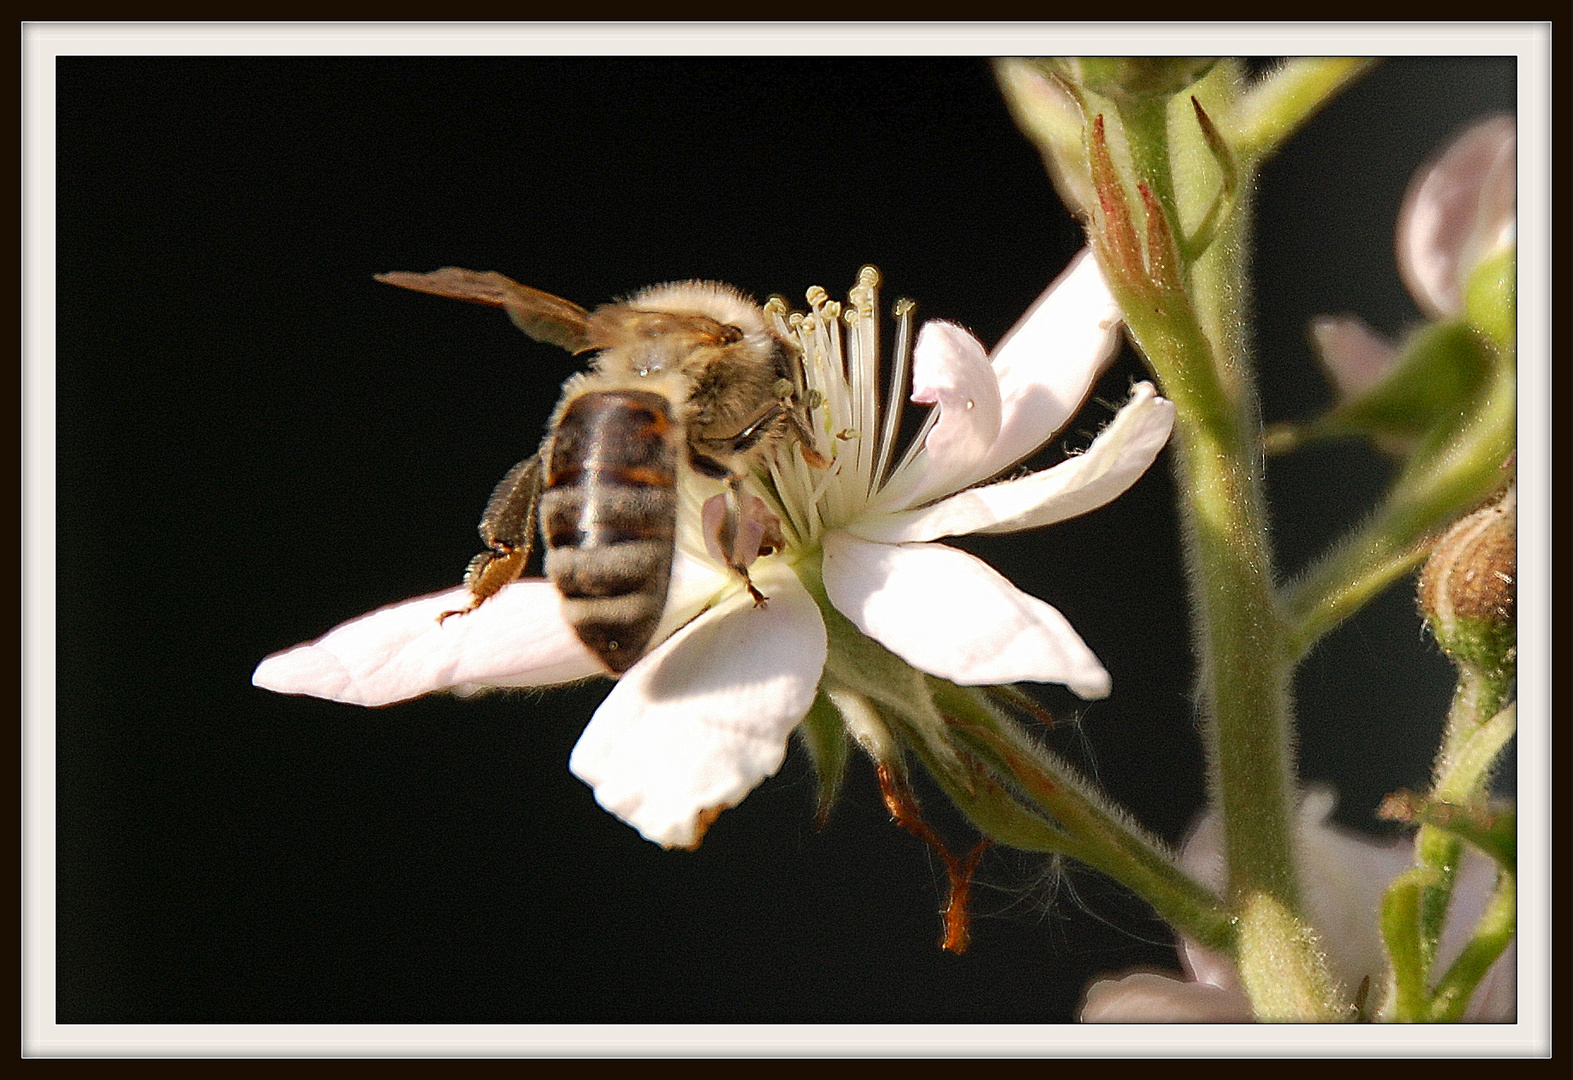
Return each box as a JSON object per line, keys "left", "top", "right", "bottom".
{"left": 376, "top": 267, "right": 592, "bottom": 354}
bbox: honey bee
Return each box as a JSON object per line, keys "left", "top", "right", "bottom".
{"left": 377, "top": 267, "right": 821, "bottom": 675}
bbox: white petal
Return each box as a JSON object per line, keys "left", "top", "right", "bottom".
{"left": 873, "top": 321, "right": 1002, "bottom": 511}
{"left": 850, "top": 383, "right": 1173, "bottom": 544}
{"left": 977, "top": 248, "right": 1124, "bottom": 482}
{"left": 1398, "top": 115, "right": 1516, "bottom": 319}
{"left": 568, "top": 561, "right": 826, "bottom": 849}
{"left": 1081, "top": 972, "right": 1252, "bottom": 1023}
{"left": 252, "top": 580, "right": 603, "bottom": 707}
{"left": 653, "top": 547, "right": 741, "bottom": 642}
{"left": 821, "top": 532, "right": 1110, "bottom": 698}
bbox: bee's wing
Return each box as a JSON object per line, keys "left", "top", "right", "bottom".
{"left": 376, "top": 267, "right": 592, "bottom": 354}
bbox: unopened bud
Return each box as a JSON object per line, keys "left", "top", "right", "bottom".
{"left": 1398, "top": 115, "right": 1516, "bottom": 322}
{"left": 1418, "top": 482, "right": 1516, "bottom": 677}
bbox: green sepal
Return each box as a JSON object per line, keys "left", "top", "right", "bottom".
{"left": 795, "top": 688, "right": 852, "bottom": 826}
{"left": 1380, "top": 865, "right": 1438, "bottom": 1021}
{"left": 819, "top": 614, "right": 1074, "bottom": 853}
{"left": 892, "top": 687, "right": 1077, "bottom": 855}
{"left": 1321, "top": 320, "right": 1494, "bottom": 448}
{"left": 1434, "top": 615, "right": 1518, "bottom": 690}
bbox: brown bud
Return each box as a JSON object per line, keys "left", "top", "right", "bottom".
{"left": 1418, "top": 481, "right": 1516, "bottom": 674}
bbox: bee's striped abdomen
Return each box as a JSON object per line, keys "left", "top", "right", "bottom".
{"left": 541, "top": 389, "right": 679, "bottom": 674}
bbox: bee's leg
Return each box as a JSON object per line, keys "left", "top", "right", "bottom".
{"left": 706, "top": 478, "right": 777, "bottom": 607}
{"left": 700, "top": 392, "right": 828, "bottom": 470}
{"left": 721, "top": 401, "right": 787, "bottom": 455}
{"left": 785, "top": 409, "right": 831, "bottom": 470}
{"left": 767, "top": 375, "right": 831, "bottom": 470}
{"left": 691, "top": 451, "right": 780, "bottom": 609}
{"left": 438, "top": 453, "right": 543, "bottom": 623}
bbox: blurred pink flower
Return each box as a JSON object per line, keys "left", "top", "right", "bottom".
{"left": 1397, "top": 114, "right": 1515, "bottom": 321}
{"left": 1313, "top": 116, "right": 1515, "bottom": 404}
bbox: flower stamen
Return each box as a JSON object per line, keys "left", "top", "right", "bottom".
{"left": 874, "top": 296, "right": 917, "bottom": 492}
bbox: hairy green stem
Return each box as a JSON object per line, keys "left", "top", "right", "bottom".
{"left": 1281, "top": 359, "right": 1517, "bottom": 657}
{"left": 1382, "top": 690, "right": 1515, "bottom": 1021}
{"left": 1427, "top": 868, "right": 1515, "bottom": 1022}
{"left": 1381, "top": 868, "right": 1434, "bottom": 1021}
{"left": 1110, "top": 90, "right": 1342, "bottom": 1021}
{"left": 1415, "top": 694, "right": 1516, "bottom": 985}
{"left": 799, "top": 550, "right": 1237, "bottom": 950}
{"left": 1000, "top": 56, "right": 1383, "bottom": 1020}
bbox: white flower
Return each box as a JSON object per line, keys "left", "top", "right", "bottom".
{"left": 254, "top": 251, "right": 1175, "bottom": 849}
{"left": 1080, "top": 789, "right": 1515, "bottom": 1022}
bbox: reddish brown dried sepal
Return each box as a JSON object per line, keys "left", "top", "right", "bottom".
{"left": 1088, "top": 115, "right": 1143, "bottom": 285}
{"left": 876, "top": 763, "right": 989, "bottom": 956}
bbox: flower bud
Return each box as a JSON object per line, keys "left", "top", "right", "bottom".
{"left": 1398, "top": 116, "right": 1515, "bottom": 321}
{"left": 1418, "top": 482, "right": 1516, "bottom": 677}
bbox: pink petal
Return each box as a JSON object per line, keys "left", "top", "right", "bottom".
{"left": 874, "top": 321, "right": 1002, "bottom": 511}
{"left": 1179, "top": 789, "right": 1408, "bottom": 1000}
{"left": 568, "top": 562, "right": 827, "bottom": 849}
{"left": 851, "top": 382, "right": 1173, "bottom": 544}
{"left": 1311, "top": 315, "right": 1400, "bottom": 400}
{"left": 821, "top": 532, "right": 1111, "bottom": 698}
{"left": 252, "top": 580, "right": 602, "bottom": 707}
{"left": 1398, "top": 115, "right": 1516, "bottom": 319}
{"left": 699, "top": 491, "right": 782, "bottom": 571}
{"left": 978, "top": 248, "right": 1124, "bottom": 482}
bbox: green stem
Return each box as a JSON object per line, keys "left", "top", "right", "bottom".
{"left": 1382, "top": 688, "right": 1515, "bottom": 1021}
{"left": 1381, "top": 867, "right": 1435, "bottom": 1021}
{"left": 1427, "top": 869, "right": 1515, "bottom": 1022}
{"left": 1281, "top": 359, "right": 1516, "bottom": 657}
{"left": 1437, "top": 695, "right": 1517, "bottom": 799}
{"left": 1111, "top": 93, "right": 1340, "bottom": 1021}
{"left": 1118, "top": 95, "right": 1180, "bottom": 231}
{"left": 1413, "top": 694, "right": 1516, "bottom": 980}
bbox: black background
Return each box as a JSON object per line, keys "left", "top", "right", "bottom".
{"left": 55, "top": 55, "right": 1514, "bottom": 1024}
